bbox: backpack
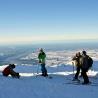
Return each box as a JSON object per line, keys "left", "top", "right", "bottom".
{"left": 87, "top": 57, "right": 93, "bottom": 68}
{"left": 80, "top": 55, "right": 93, "bottom": 70}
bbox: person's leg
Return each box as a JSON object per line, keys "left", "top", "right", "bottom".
{"left": 16, "top": 73, "right": 20, "bottom": 78}
{"left": 44, "top": 69, "right": 48, "bottom": 76}
{"left": 10, "top": 72, "right": 20, "bottom": 78}
{"left": 41, "top": 64, "right": 45, "bottom": 75}
{"left": 10, "top": 73, "right": 16, "bottom": 78}
{"left": 81, "top": 68, "right": 89, "bottom": 84}
{"left": 41, "top": 63, "right": 48, "bottom": 76}
{"left": 74, "top": 67, "right": 80, "bottom": 79}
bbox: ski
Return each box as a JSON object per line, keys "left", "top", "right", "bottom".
{"left": 63, "top": 81, "right": 98, "bottom": 86}
{"left": 34, "top": 74, "right": 53, "bottom": 79}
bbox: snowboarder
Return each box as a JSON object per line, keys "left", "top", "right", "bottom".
{"left": 72, "top": 52, "right": 82, "bottom": 81}
{"left": 2, "top": 64, "right": 20, "bottom": 78}
{"left": 38, "top": 48, "right": 48, "bottom": 77}
{"left": 80, "top": 51, "right": 90, "bottom": 84}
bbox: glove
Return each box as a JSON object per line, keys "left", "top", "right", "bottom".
{"left": 39, "top": 60, "right": 41, "bottom": 63}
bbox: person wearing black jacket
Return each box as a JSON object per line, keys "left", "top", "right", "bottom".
{"left": 80, "top": 51, "right": 90, "bottom": 84}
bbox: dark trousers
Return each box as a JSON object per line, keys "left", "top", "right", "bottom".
{"left": 3, "top": 72, "right": 20, "bottom": 78}
{"left": 74, "top": 66, "right": 81, "bottom": 79}
{"left": 41, "top": 63, "right": 47, "bottom": 76}
{"left": 11, "top": 73, "right": 20, "bottom": 78}
{"left": 81, "top": 68, "right": 89, "bottom": 83}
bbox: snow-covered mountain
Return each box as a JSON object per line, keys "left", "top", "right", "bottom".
{"left": 0, "top": 45, "right": 98, "bottom": 98}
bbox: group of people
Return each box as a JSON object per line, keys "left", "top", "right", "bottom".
{"left": 72, "top": 51, "right": 93, "bottom": 84}
{"left": 2, "top": 48, "right": 93, "bottom": 85}
{"left": 2, "top": 48, "right": 48, "bottom": 78}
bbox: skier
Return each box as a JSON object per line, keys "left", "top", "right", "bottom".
{"left": 38, "top": 48, "right": 48, "bottom": 77}
{"left": 72, "top": 52, "right": 82, "bottom": 81}
{"left": 2, "top": 64, "right": 20, "bottom": 78}
{"left": 80, "top": 51, "right": 90, "bottom": 84}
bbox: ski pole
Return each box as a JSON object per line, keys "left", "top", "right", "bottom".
{"left": 36, "top": 63, "right": 40, "bottom": 75}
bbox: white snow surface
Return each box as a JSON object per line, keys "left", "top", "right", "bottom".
{"left": 0, "top": 50, "right": 98, "bottom": 98}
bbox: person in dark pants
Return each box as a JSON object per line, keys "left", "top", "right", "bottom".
{"left": 80, "top": 51, "right": 90, "bottom": 84}
{"left": 38, "top": 48, "right": 48, "bottom": 77}
{"left": 72, "top": 52, "right": 82, "bottom": 81}
{"left": 2, "top": 64, "right": 20, "bottom": 78}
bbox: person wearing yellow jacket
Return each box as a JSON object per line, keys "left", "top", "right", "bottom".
{"left": 38, "top": 48, "right": 48, "bottom": 77}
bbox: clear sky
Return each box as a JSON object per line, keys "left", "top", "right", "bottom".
{"left": 0, "top": 0, "right": 98, "bottom": 44}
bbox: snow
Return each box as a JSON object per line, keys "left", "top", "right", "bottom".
{"left": 0, "top": 49, "right": 98, "bottom": 98}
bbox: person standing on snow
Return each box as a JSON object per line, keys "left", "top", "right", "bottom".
{"left": 72, "top": 52, "right": 82, "bottom": 81}
{"left": 80, "top": 51, "right": 90, "bottom": 84}
{"left": 38, "top": 48, "right": 48, "bottom": 77}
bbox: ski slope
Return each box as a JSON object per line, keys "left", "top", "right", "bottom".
{"left": 0, "top": 63, "right": 98, "bottom": 98}
{"left": 0, "top": 49, "right": 98, "bottom": 98}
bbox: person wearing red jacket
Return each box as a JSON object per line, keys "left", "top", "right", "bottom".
{"left": 2, "top": 64, "right": 20, "bottom": 78}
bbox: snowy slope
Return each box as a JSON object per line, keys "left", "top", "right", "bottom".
{"left": 0, "top": 49, "right": 98, "bottom": 98}
{"left": 0, "top": 63, "right": 98, "bottom": 98}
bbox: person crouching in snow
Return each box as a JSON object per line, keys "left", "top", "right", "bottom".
{"left": 38, "top": 48, "right": 48, "bottom": 77}
{"left": 2, "top": 64, "right": 20, "bottom": 78}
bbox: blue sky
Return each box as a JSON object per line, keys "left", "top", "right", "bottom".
{"left": 0, "top": 0, "right": 98, "bottom": 44}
